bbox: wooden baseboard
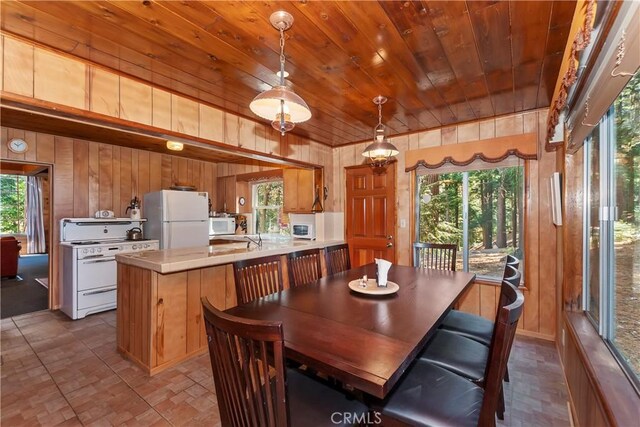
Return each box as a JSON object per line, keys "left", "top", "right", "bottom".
{"left": 516, "top": 328, "right": 555, "bottom": 341}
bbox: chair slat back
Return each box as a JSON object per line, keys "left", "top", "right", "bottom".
{"left": 287, "top": 249, "right": 322, "bottom": 287}
{"left": 480, "top": 283, "right": 524, "bottom": 427}
{"left": 201, "top": 298, "right": 288, "bottom": 427}
{"left": 413, "top": 242, "right": 457, "bottom": 271}
{"left": 233, "top": 255, "right": 284, "bottom": 305}
{"left": 324, "top": 244, "right": 351, "bottom": 275}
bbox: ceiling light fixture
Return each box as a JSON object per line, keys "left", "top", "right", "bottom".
{"left": 166, "top": 141, "right": 184, "bottom": 151}
{"left": 249, "top": 11, "right": 311, "bottom": 136}
{"left": 362, "top": 95, "right": 399, "bottom": 168}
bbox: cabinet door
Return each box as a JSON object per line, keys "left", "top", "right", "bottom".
{"left": 216, "top": 178, "right": 226, "bottom": 212}
{"left": 224, "top": 176, "right": 236, "bottom": 212}
{"left": 297, "top": 169, "right": 314, "bottom": 212}
{"left": 283, "top": 169, "right": 298, "bottom": 212}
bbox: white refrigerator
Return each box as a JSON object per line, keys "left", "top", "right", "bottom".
{"left": 144, "top": 190, "right": 209, "bottom": 249}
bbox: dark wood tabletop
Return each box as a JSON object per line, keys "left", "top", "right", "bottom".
{"left": 225, "top": 263, "right": 475, "bottom": 399}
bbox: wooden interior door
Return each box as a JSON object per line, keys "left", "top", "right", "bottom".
{"left": 345, "top": 163, "right": 396, "bottom": 267}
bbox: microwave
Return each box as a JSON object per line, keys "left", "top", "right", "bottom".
{"left": 209, "top": 217, "right": 236, "bottom": 236}
{"left": 292, "top": 223, "right": 315, "bottom": 240}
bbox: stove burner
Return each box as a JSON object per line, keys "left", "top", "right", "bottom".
{"left": 71, "top": 241, "right": 102, "bottom": 245}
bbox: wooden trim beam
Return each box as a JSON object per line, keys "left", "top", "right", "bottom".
{"left": 0, "top": 92, "right": 320, "bottom": 169}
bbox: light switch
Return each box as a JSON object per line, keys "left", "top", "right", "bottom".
{"left": 400, "top": 219, "right": 407, "bottom": 228}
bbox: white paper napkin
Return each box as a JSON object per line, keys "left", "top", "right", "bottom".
{"left": 375, "top": 258, "right": 392, "bottom": 287}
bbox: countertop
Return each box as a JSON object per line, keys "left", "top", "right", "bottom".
{"left": 115, "top": 237, "right": 344, "bottom": 274}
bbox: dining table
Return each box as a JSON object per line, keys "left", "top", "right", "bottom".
{"left": 225, "top": 263, "right": 476, "bottom": 399}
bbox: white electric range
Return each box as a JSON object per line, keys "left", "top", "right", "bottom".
{"left": 59, "top": 218, "right": 159, "bottom": 319}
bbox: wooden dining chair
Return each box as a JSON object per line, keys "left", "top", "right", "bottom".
{"left": 233, "top": 255, "right": 284, "bottom": 305}
{"left": 413, "top": 242, "right": 457, "bottom": 271}
{"left": 324, "top": 243, "right": 351, "bottom": 275}
{"left": 287, "top": 249, "right": 323, "bottom": 287}
{"left": 440, "top": 257, "right": 521, "bottom": 346}
{"left": 201, "top": 297, "right": 367, "bottom": 427}
{"left": 417, "top": 277, "right": 523, "bottom": 420}
{"left": 375, "top": 282, "right": 524, "bottom": 427}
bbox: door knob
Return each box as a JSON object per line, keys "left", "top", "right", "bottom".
{"left": 387, "top": 242, "right": 393, "bottom": 248}
{"left": 387, "top": 235, "right": 393, "bottom": 240}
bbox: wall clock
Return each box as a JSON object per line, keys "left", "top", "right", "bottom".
{"left": 7, "top": 138, "right": 29, "bottom": 154}
{"left": 238, "top": 196, "right": 246, "bottom": 206}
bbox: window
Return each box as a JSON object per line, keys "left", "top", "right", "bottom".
{"left": 416, "top": 164, "right": 524, "bottom": 280}
{"left": 583, "top": 71, "right": 639, "bottom": 385}
{"left": 252, "top": 181, "right": 289, "bottom": 235}
{"left": 0, "top": 174, "right": 27, "bottom": 234}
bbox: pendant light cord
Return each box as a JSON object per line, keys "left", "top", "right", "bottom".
{"left": 279, "top": 27, "right": 286, "bottom": 134}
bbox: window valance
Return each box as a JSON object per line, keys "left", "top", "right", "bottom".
{"left": 404, "top": 133, "right": 538, "bottom": 173}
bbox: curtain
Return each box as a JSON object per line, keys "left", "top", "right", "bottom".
{"left": 26, "top": 176, "right": 46, "bottom": 254}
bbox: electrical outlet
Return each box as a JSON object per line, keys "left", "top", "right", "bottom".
{"left": 400, "top": 219, "right": 407, "bottom": 228}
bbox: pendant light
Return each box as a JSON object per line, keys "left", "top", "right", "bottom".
{"left": 362, "top": 96, "right": 399, "bottom": 167}
{"left": 250, "top": 11, "right": 311, "bottom": 136}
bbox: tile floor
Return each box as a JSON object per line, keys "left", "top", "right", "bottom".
{"left": 1, "top": 309, "right": 570, "bottom": 426}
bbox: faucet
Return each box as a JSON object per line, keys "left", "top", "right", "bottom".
{"left": 245, "top": 232, "right": 262, "bottom": 249}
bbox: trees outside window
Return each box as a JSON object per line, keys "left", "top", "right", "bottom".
{"left": 612, "top": 72, "right": 640, "bottom": 380}
{"left": 417, "top": 165, "right": 524, "bottom": 280}
{"left": 253, "top": 181, "right": 289, "bottom": 235}
{"left": 584, "top": 71, "right": 639, "bottom": 383}
{"left": 0, "top": 174, "right": 27, "bottom": 234}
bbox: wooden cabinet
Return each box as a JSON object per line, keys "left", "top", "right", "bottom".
{"left": 216, "top": 175, "right": 236, "bottom": 213}
{"left": 283, "top": 168, "right": 315, "bottom": 213}
{"left": 117, "top": 263, "right": 237, "bottom": 375}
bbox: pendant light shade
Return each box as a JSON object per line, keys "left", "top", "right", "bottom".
{"left": 362, "top": 96, "right": 399, "bottom": 167}
{"left": 250, "top": 86, "right": 312, "bottom": 123}
{"left": 249, "top": 11, "right": 311, "bottom": 136}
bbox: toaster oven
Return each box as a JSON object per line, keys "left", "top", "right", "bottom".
{"left": 291, "top": 223, "right": 315, "bottom": 240}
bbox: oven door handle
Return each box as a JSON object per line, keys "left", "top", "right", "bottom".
{"left": 82, "top": 287, "right": 116, "bottom": 296}
{"left": 81, "top": 259, "right": 115, "bottom": 264}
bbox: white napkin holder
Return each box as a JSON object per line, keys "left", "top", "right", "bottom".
{"left": 375, "top": 258, "right": 392, "bottom": 287}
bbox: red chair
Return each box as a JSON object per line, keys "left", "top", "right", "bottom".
{"left": 1, "top": 236, "right": 21, "bottom": 278}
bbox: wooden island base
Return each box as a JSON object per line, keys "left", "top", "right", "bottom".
{"left": 116, "top": 263, "right": 237, "bottom": 375}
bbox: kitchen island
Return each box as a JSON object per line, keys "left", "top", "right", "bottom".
{"left": 114, "top": 238, "right": 343, "bottom": 375}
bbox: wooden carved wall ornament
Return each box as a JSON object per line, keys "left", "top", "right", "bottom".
{"left": 546, "top": 0, "right": 597, "bottom": 149}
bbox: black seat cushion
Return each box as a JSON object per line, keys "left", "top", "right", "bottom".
{"left": 418, "top": 329, "right": 489, "bottom": 382}
{"left": 440, "top": 310, "right": 493, "bottom": 346}
{"left": 378, "top": 360, "right": 483, "bottom": 427}
{"left": 287, "top": 368, "right": 368, "bottom": 426}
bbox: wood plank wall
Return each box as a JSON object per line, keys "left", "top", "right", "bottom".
{"left": 0, "top": 34, "right": 334, "bottom": 209}
{"left": 332, "top": 109, "right": 559, "bottom": 340}
{"left": 1, "top": 126, "right": 219, "bottom": 309}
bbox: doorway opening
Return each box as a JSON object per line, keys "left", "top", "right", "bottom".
{"left": 0, "top": 161, "right": 52, "bottom": 318}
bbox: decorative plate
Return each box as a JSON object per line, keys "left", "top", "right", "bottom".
{"left": 348, "top": 279, "right": 399, "bottom": 296}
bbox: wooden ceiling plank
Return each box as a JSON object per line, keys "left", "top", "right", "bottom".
{"left": 467, "top": 0, "right": 515, "bottom": 115}
{"left": 510, "top": 0, "right": 552, "bottom": 111}
{"left": 380, "top": 1, "right": 477, "bottom": 123}
{"left": 332, "top": 1, "right": 455, "bottom": 125}
{"left": 537, "top": 0, "right": 577, "bottom": 107}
